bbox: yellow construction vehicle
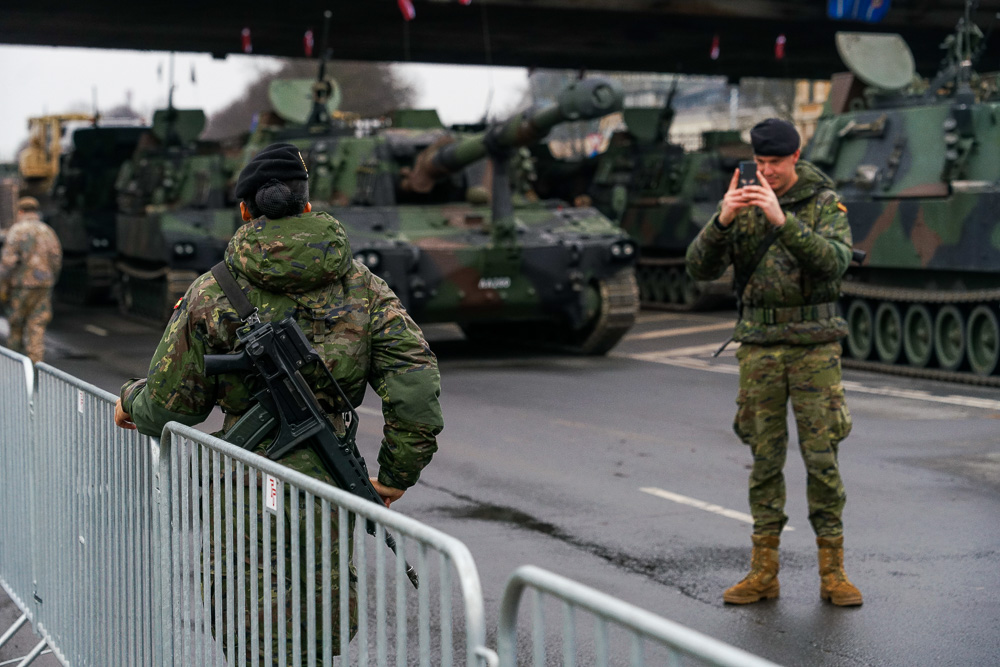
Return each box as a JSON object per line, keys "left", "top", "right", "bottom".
{"left": 17, "top": 113, "right": 94, "bottom": 196}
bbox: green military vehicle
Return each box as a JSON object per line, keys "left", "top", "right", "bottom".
{"left": 47, "top": 124, "right": 148, "bottom": 303}
{"left": 803, "top": 3, "right": 1000, "bottom": 381}
{"left": 114, "top": 107, "right": 242, "bottom": 320}
{"left": 237, "top": 74, "right": 639, "bottom": 354}
{"left": 522, "top": 85, "right": 750, "bottom": 311}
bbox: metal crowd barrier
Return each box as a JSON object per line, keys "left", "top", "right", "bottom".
{"left": 0, "top": 353, "right": 781, "bottom": 667}
{"left": 498, "top": 566, "right": 782, "bottom": 667}
{"left": 0, "top": 347, "right": 40, "bottom": 659}
{"left": 159, "top": 423, "right": 499, "bottom": 667}
{"left": 32, "top": 363, "right": 160, "bottom": 667}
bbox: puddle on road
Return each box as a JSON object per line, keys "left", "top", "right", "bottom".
{"left": 423, "top": 484, "right": 811, "bottom": 604}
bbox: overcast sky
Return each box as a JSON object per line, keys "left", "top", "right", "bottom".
{"left": 0, "top": 44, "right": 528, "bottom": 161}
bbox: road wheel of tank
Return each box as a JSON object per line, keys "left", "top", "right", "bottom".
{"left": 117, "top": 273, "right": 135, "bottom": 316}
{"left": 845, "top": 299, "right": 874, "bottom": 360}
{"left": 648, "top": 268, "right": 670, "bottom": 304}
{"left": 902, "top": 304, "right": 934, "bottom": 368}
{"left": 965, "top": 305, "right": 1000, "bottom": 376}
{"left": 680, "top": 271, "right": 703, "bottom": 308}
{"left": 933, "top": 305, "right": 966, "bottom": 372}
{"left": 565, "top": 269, "right": 639, "bottom": 355}
{"left": 665, "top": 267, "right": 684, "bottom": 304}
{"left": 873, "top": 302, "right": 903, "bottom": 364}
{"left": 636, "top": 266, "right": 653, "bottom": 302}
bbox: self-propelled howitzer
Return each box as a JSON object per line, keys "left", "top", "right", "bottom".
{"left": 244, "top": 76, "right": 640, "bottom": 354}
{"left": 803, "top": 0, "right": 1000, "bottom": 382}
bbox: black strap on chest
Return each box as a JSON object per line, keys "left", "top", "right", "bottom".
{"left": 211, "top": 262, "right": 259, "bottom": 324}
{"left": 713, "top": 225, "right": 783, "bottom": 357}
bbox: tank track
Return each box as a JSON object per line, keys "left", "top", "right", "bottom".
{"left": 840, "top": 282, "right": 1000, "bottom": 385}
{"left": 571, "top": 269, "right": 640, "bottom": 355}
{"left": 637, "top": 257, "right": 733, "bottom": 312}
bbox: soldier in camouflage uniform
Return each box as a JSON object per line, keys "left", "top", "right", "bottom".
{"left": 686, "top": 119, "right": 862, "bottom": 607}
{"left": 0, "top": 196, "right": 63, "bottom": 363}
{"left": 114, "top": 144, "right": 443, "bottom": 662}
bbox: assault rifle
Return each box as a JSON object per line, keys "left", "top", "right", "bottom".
{"left": 204, "top": 316, "right": 419, "bottom": 589}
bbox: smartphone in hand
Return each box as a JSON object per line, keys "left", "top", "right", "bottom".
{"left": 738, "top": 161, "right": 759, "bottom": 188}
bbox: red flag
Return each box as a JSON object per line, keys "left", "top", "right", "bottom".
{"left": 241, "top": 27, "right": 252, "bottom": 54}
{"left": 398, "top": 0, "right": 416, "bottom": 20}
{"left": 458, "top": 0, "right": 472, "bottom": 5}
{"left": 710, "top": 34, "right": 720, "bottom": 61}
{"left": 775, "top": 34, "right": 786, "bottom": 60}
{"left": 303, "top": 29, "right": 315, "bottom": 57}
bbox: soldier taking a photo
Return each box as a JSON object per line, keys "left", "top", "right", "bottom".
{"left": 686, "top": 118, "right": 863, "bottom": 607}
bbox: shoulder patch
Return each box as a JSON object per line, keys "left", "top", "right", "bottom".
{"left": 837, "top": 202, "right": 848, "bottom": 213}
{"left": 173, "top": 297, "right": 184, "bottom": 310}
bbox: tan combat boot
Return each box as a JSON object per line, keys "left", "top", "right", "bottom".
{"left": 817, "top": 536, "right": 863, "bottom": 606}
{"left": 723, "top": 534, "right": 780, "bottom": 604}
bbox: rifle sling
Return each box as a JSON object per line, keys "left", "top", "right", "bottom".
{"left": 211, "top": 262, "right": 256, "bottom": 322}
{"left": 713, "top": 225, "right": 783, "bottom": 357}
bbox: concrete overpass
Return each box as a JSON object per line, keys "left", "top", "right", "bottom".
{"left": 1, "top": 1, "right": 996, "bottom": 80}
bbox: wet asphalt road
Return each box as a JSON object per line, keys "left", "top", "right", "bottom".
{"left": 2, "top": 301, "right": 999, "bottom": 666}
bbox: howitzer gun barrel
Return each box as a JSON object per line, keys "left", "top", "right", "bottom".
{"left": 404, "top": 77, "right": 623, "bottom": 194}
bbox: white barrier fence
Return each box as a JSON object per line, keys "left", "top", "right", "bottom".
{"left": 0, "top": 347, "right": 780, "bottom": 667}
{"left": 499, "top": 566, "right": 781, "bottom": 667}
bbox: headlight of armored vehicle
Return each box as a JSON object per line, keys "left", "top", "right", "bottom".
{"left": 354, "top": 251, "right": 381, "bottom": 270}
{"left": 172, "top": 242, "right": 196, "bottom": 258}
{"left": 609, "top": 240, "right": 636, "bottom": 261}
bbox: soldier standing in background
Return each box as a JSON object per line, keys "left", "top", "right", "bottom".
{"left": 686, "top": 118, "right": 863, "bottom": 606}
{"left": 0, "top": 196, "right": 63, "bottom": 363}
{"left": 113, "top": 143, "right": 443, "bottom": 662}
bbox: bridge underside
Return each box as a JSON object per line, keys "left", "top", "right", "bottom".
{"left": 1, "top": 1, "right": 991, "bottom": 80}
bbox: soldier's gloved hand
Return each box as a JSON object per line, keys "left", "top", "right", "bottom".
{"left": 370, "top": 478, "right": 404, "bottom": 508}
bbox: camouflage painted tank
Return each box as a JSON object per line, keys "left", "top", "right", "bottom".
{"left": 521, "top": 87, "right": 750, "bottom": 311}
{"left": 114, "top": 107, "right": 242, "bottom": 320}
{"left": 239, "top": 74, "right": 639, "bottom": 354}
{"left": 803, "top": 7, "right": 1000, "bottom": 382}
{"left": 47, "top": 124, "right": 148, "bottom": 303}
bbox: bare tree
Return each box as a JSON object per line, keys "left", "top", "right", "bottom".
{"left": 204, "top": 59, "right": 415, "bottom": 140}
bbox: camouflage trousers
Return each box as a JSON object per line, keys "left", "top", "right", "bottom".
{"left": 210, "top": 476, "right": 359, "bottom": 665}
{"left": 733, "top": 342, "right": 853, "bottom": 538}
{"left": 4, "top": 286, "right": 52, "bottom": 364}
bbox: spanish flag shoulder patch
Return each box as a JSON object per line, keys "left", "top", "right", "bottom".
{"left": 173, "top": 297, "right": 184, "bottom": 310}
{"left": 837, "top": 202, "right": 848, "bottom": 213}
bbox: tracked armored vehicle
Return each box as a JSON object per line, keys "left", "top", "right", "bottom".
{"left": 803, "top": 5, "right": 1000, "bottom": 382}
{"left": 523, "top": 87, "right": 749, "bottom": 311}
{"left": 114, "top": 108, "right": 241, "bottom": 320}
{"left": 47, "top": 124, "right": 148, "bottom": 303}
{"left": 242, "top": 75, "right": 638, "bottom": 354}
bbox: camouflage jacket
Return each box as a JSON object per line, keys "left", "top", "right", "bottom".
{"left": 120, "top": 211, "right": 443, "bottom": 490}
{"left": 686, "top": 160, "right": 852, "bottom": 345}
{"left": 0, "top": 213, "right": 63, "bottom": 289}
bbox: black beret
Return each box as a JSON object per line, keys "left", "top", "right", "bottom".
{"left": 235, "top": 143, "right": 308, "bottom": 199}
{"left": 750, "top": 118, "right": 800, "bottom": 157}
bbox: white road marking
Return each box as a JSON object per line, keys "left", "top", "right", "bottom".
{"left": 625, "top": 321, "right": 736, "bottom": 341}
{"left": 619, "top": 342, "right": 1000, "bottom": 411}
{"left": 83, "top": 325, "right": 108, "bottom": 337}
{"left": 640, "top": 486, "right": 795, "bottom": 532}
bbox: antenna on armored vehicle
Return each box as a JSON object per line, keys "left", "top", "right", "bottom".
{"left": 267, "top": 10, "right": 343, "bottom": 128}
{"left": 658, "top": 75, "right": 681, "bottom": 143}
{"left": 307, "top": 10, "right": 335, "bottom": 127}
